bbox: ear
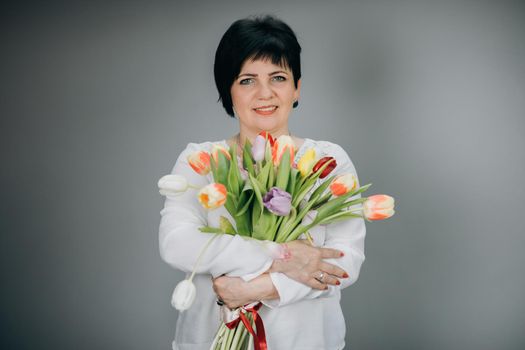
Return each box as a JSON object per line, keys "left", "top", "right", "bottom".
{"left": 294, "top": 78, "right": 302, "bottom": 101}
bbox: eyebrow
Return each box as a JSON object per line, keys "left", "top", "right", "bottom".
{"left": 237, "top": 70, "right": 289, "bottom": 78}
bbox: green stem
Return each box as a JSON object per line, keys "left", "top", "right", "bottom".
{"left": 225, "top": 325, "right": 236, "bottom": 350}
{"left": 188, "top": 234, "right": 220, "bottom": 282}
{"left": 220, "top": 326, "right": 231, "bottom": 350}
{"left": 211, "top": 323, "right": 227, "bottom": 350}
{"left": 230, "top": 322, "right": 245, "bottom": 349}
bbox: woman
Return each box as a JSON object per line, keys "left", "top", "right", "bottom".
{"left": 159, "top": 15, "right": 366, "bottom": 350}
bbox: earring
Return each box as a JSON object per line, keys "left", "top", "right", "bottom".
{"left": 293, "top": 100, "right": 299, "bottom": 108}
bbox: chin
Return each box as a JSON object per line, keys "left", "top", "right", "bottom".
{"left": 254, "top": 119, "right": 284, "bottom": 131}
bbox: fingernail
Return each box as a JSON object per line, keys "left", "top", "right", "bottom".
{"left": 339, "top": 252, "right": 345, "bottom": 257}
{"left": 343, "top": 273, "right": 349, "bottom": 278}
{"left": 336, "top": 280, "right": 341, "bottom": 285}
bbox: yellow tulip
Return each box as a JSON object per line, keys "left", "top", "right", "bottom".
{"left": 297, "top": 148, "right": 317, "bottom": 177}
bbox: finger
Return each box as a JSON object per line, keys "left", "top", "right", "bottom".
{"left": 318, "top": 247, "right": 344, "bottom": 259}
{"left": 321, "top": 274, "right": 341, "bottom": 286}
{"left": 320, "top": 261, "right": 348, "bottom": 279}
{"left": 306, "top": 278, "right": 328, "bottom": 290}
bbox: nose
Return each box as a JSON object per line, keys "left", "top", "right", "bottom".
{"left": 257, "top": 81, "right": 274, "bottom": 100}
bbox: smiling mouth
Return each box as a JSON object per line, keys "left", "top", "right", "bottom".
{"left": 253, "top": 106, "right": 278, "bottom": 115}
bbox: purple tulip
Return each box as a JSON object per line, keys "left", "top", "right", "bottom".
{"left": 263, "top": 187, "right": 292, "bottom": 216}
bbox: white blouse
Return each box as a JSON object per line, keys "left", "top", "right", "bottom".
{"left": 159, "top": 138, "right": 366, "bottom": 350}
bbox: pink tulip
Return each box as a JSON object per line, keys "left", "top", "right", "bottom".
{"left": 363, "top": 195, "right": 395, "bottom": 221}
{"left": 187, "top": 151, "right": 211, "bottom": 175}
{"left": 258, "top": 131, "right": 275, "bottom": 147}
{"left": 329, "top": 173, "right": 358, "bottom": 196}
{"left": 252, "top": 134, "right": 266, "bottom": 161}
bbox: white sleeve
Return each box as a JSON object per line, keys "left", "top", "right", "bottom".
{"left": 158, "top": 142, "right": 276, "bottom": 281}
{"left": 262, "top": 142, "right": 366, "bottom": 308}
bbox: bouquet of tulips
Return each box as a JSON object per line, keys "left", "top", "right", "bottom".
{"left": 158, "top": 132, "right": 395, "bottom": 350}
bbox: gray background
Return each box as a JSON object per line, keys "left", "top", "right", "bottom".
{"left": 2, "top": 1, "right": 524, "bottom": 349}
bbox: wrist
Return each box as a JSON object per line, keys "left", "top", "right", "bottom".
{"left": 266, "top": 243, "right": 291, "bottom": 273}
{"left": 248, "top": 274, "right": 279, "bottom": 301}
{"left": 267, "top": 260, "right": 281, "bottom": 273}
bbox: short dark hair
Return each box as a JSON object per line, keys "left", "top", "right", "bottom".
{"left": 214, "top": 15, "right": 302, "bottom": 117}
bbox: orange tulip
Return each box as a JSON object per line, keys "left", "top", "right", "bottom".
{"left": 197, "top": 183, "right": 228, "bottom": 209}
{"left": 272, "top": 135, "right": 295, "bottom": 166}
{"left": 211, "top": 144, "right": 231, "bottom": 164}
{"left": 187, "top": 151, "right": 211, "bottom": 175}
{"left": 363, "top": 195, "right": 395, "bottom": 220}
{"left": 329, "top": 173, "right": 358, "bottom": 196}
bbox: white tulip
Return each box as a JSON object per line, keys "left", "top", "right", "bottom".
{"left": 158, "top": 174, "right": 188, "bottom": 196}
{"left": 171, "top": 279, "right": 196, "bottom": 311}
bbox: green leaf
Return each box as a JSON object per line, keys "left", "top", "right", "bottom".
{"left": 243, "top": 140, "right": 255, "bottom": 177}
{"left": 309, "top": 174, "right": 336, "bottom": 202}
{"left": 257, "top": 160, "right": 273, "bottom": 191}
{"left": 236, "top": 191, "right": 254, "bottom": 217}
{"left": 219, "top": 216, "right": 237, "bottom": 235}
{"left": 287, "top": 168, "right": 298, "bottom": 196}
{"left": 268, "top": 164, "right": 275, "bottom": 188}
{"left": 252, "top": 210, "right": 275, "bottom": 241}
{"left": 315, "top": 184, "right": 371, "bottom": 220}
{"left": 275, "top": 206, "right": 297, "bottom": 242}
{"left": 276, "top": 149, "right": 290, "bottom": 190}
{"left": 317, "top": 211, "right": 363, "bottom": 225}
{"left": 234, "top": 214, "right": 251, "bottom": 236}
{"left": 249, "top": 173, "right": 264, "bottom": 217}
{"left": 312, "top": 192, "right": 332, "bottom": 209}
{"left": 227, "top": 146, "right": 241, "bottom": 196}
{"left": 210, "top": 154, "right": 218, "bottom": 182}
{"left": 216, "top": 151, "right": 230, "bottom": 186}
{"left": 199, "top": 226, "right": 224, "bottom": 234}
{"left": 285, "top": 224, "right": 309, "bottom": 242}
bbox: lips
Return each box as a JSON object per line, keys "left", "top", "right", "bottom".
{"left": 253, "top": 105, "right": 278, "bottom": 115}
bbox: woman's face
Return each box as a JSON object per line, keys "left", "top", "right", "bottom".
{"left": 230, "top": 58, "right": 301, "bottom": 136}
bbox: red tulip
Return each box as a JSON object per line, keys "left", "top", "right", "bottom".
{"left": 312, "top": 156, "right": 337, "bottom": 179}
{"left": 258, "top": 131, "right": 275, "bottom": 147}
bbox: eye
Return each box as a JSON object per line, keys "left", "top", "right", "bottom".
{"left": 239, "top": 78, "right": 254, "bottom": 85}
{"left": 272, "top": 75, "right": 286, "bottom": 82}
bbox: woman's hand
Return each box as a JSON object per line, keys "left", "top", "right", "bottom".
{"left": 212, "top": 274, "right": 279, "bottom": 309}
{"left": 268, "top": 240, "right": 348, "bottom": 290}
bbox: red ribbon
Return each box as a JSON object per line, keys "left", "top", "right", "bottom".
{"left": 225, "top": 302, "right": 267, "bottom": 350}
